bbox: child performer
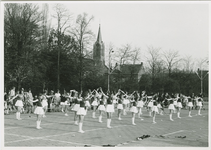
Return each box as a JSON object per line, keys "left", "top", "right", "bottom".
{"left": 197, "top": 97, "right": 203, "bottom": 115}
{"left": 71, "top": 91, "right": 80, "bottom": 125}
{"left": 173, "top": 98, "right": 178, "bottom": 113}
{"left": 147, "top": 96, "right": 153, "bottom": 117}
{"left": 42, "top": 91, "right": 51, "bottom": 117}
{"left": 152, "top": 101, "right": 159, "bottom": 124}
{"left": 34, "top": 94, "right": 44, "bottom": 129}
{"left": 15, "top": 90, "right": 24, "bottom": 120}
{"left": 187, "top": 97, "right": 193, "bottom": 117}
{"left": 168, "top": 99, "right": 175, "bottom": 121}
{"left": 177, "top": 98, "right": 182, "bottom": 118}
{"left": 77, "top": 100, "right": 87, "bottom": 133}
{"left": 137, "top": 95, "right": 144, "bottom": 120}
{"left": 91, "top": 91, "right": 99, "bottom": 118}
{"left": 106, "top": 95, "right": 114, "bottom": 128}
{"left": 98, "top": 100, "right": 106, "bottom": 123}
{"left": 130, "top": 101, "right": 138, "bottom": 125}
{"left": 117, "top": 94, "right": 123, "bottom": 120}
{"left": 60, "top": 92, "right": 69, "bottom": 116}
{"left": 54, "top": 90, "right": 61, "bottom": 112}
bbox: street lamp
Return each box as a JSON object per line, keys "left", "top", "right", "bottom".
{"left": 195, "top": 69, "right": 208, "bottom": 96}
{"left": 107, "top": 49, "right": 114, "bottom": 92}
{"left": 195, "top": 59, "right": 209, "bottom": 96}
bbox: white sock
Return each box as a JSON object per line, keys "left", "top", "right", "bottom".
{"left": 170, "top": 114, "right": 172, "bottom": 120}
{"left": 16, "top": 112, "right": 18, "bottom": 119}
{"left": 78, "top": 123, "right": 82, "bottom": 131}
{"left": 189, "top": 111, "right": 191, "bottom": 116}
{"left": 198, "top": 110, "right": 201, "bottom": 115}
{"left": 92, "top": 112, "right": 95, "bottom": 118}
{"left": 149, "top": 111, "right": 152, "bottom": 116}
{"left": 177, "top": 112, "right": 180, "bottom": 118}
{"left": 153, "top": 117, "right": 155, "bottom": 122}
{"left": 99, "top": 116, "right": 102, "bottom": 122}
{"left": 18, "top": 112, "right": 20, "bottom": 119}
{"left": 36, "top": 121, "right": 39, "bottom": 128}
{"left": 132, "top": 118, "right": 135, "bottom": 124}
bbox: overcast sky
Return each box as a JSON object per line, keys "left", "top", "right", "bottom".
{"left": 48, "top": 2, "right": 209, "bottom": 64}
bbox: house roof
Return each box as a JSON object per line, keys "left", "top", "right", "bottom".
{"left": 119, "top": 63, "right": 143, "bottom": 75}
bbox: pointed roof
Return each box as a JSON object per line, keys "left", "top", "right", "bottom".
{"left": 96, "top": 24, "right": 102, "bottom": 42}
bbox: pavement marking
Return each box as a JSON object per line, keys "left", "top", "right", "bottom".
{"left": 5, "top": 138, "right": 34, "bottom": 144}
{"left": 162, "top": 130, "right": 184, "bottom": 136}
{"left": 5, "top": 133, "right": 34, "bottom": 139}
{"left": 42, "top": 138, "right": 99, "bottom": 147}
{"left": 5, "top": 121, "right": 74, "bottom": 130}
{"left": 37, "top": 124, "right": 134, "bottom": 139}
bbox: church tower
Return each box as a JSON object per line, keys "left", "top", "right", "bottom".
{"left": 93, "top": 25, "right": 105, "bottom": 65}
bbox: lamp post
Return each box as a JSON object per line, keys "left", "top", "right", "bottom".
{"left": 107, "top": 49, "right": 114, "bottom": 92}
{"left": 195, "top": 60, "right": 209, "bottom": 96}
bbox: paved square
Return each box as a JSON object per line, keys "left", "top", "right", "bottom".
{"left": 4, "top": 103, "right": 209, "bottom": 147}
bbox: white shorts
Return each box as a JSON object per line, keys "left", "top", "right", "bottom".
{"left": 197, "top": 102, "right": 202, "bottom": 107}
{"left": 60, "top": 101, "right": 69, "bottom": 106}
{"left": 106, "top": 104, "right": 114, "bottom": 112}
{"left": 177, "top": 102, "right": 183, "bottom": 108}
{"left": 152, "top": 106, "right": 159, "bottom": 113}
{"left": 34, "top": 107, "right": 44, "bottom": 115}
{"left": 71, "top": 104, "right": 80, "bottom": 111}
{"left": 77, "top": 108, "right": 87, "bottom": 115}
{"left": 137, "top": 101, "right": 144, "bottom": 108}
{"left": 117, "top": 104, "right": 123, "bottom": 109}
{"left": 157, "top": 104, "right": 162, "bottom": 108}
{"left": 91, "top": 101, "right": 98, "bottom": 106}
{"left": 130, "top": 106, "right": 138, "bottom": 113}
{"left": 15, "top": 100, "right": 23, "bottom": 107}
{"left": 148, "top": 101, "right": 153, "bottom": 108}
{"left": 168, "top": 104, "right": 175, "bottom": 110}
{"left": 187, "top": 102, "right": 193, "bottom": 107}
{"left": 98, "top": 105, "right": 105, "bottom": 111}
{"left": 42, "top": 100, "right": 48, "bottom": 107}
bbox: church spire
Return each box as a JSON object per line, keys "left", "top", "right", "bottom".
{"left": 97, "top": 24, "right": 102, "bottom": 42}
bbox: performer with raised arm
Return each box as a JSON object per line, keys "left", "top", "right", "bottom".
{"left": 54, "top": 90, "right": 61, "bottom": 112}
{"left": 197, "top": 97, "right": 203, "bottom": 115}
{"left": 34, "top": 93, "right": 44, "bottom": 129}
{"left": 177, "top": 97, "right": 182, "bottom": 118}
{"left": 130, "top": 98, "right": 138, "bottom": 125}
{"left": 42, "top": 90, "right": 52, "bottom": 117}
{"left": 14, "top": 89, "right": 24, "bottom": 120}
{"left": 91, "top": 89, "right": 99, "bottom": 118}
{"left": 168, "top": 98, "right": 175, "bottom": 121}
{"left": 117, "top": 94, "right": 124, "bottom": 120}
{"left": 106, "top": 95, "right": 114, "bottom": 128}
{"left": 71, "top": 90, "right": 80, "bottom": 125}
{"left": 137, "top": 92, "right": 144, "bottom": 120}
{"left": 152, "top": 101, "right": 159, "bottom": 124}
{"left": 187, "top": 97, "right": 193, "bottom": 117}
{"left": 76, "top": 92, "right": 89, "bottom": 133}
{"left": 147, "top": 96, "right": 153, "bottom": 117}
{"left": 98, "top": 89, "right": 108, "bottom": 123}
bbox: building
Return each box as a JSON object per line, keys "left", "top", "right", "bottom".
{"left": 85, "top": 25, "right": 145, "bottom": 91}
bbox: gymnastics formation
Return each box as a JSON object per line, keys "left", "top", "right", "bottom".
{"left": 4, "top": 87, "right": 205, "bottom": 133}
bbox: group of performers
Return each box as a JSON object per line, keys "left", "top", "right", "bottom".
{"left": 4, "top": 87, "right": 204, "bottom": 133}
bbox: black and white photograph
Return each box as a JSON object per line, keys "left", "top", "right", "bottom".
{"left": 1, "top": 1, "right": 210, "bottom": 148}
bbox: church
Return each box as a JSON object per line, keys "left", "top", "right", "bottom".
{"left": 87, "top": 25, "right": 145, "bottom": 91}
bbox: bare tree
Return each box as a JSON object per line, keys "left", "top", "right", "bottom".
{"left": 70, "top": 13, "right": 94, "bottom": 92}
{"left": 131, "top": 47, "right": 141, "bottom": 64}
{"left": 52, "top": 4, "right": 72, "bottom": 89}
{"left": 181, "top": 55, "right": 195, "bottom": 73}
{"left": 163, "top": 50, "right": 180, "bottom": 77}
